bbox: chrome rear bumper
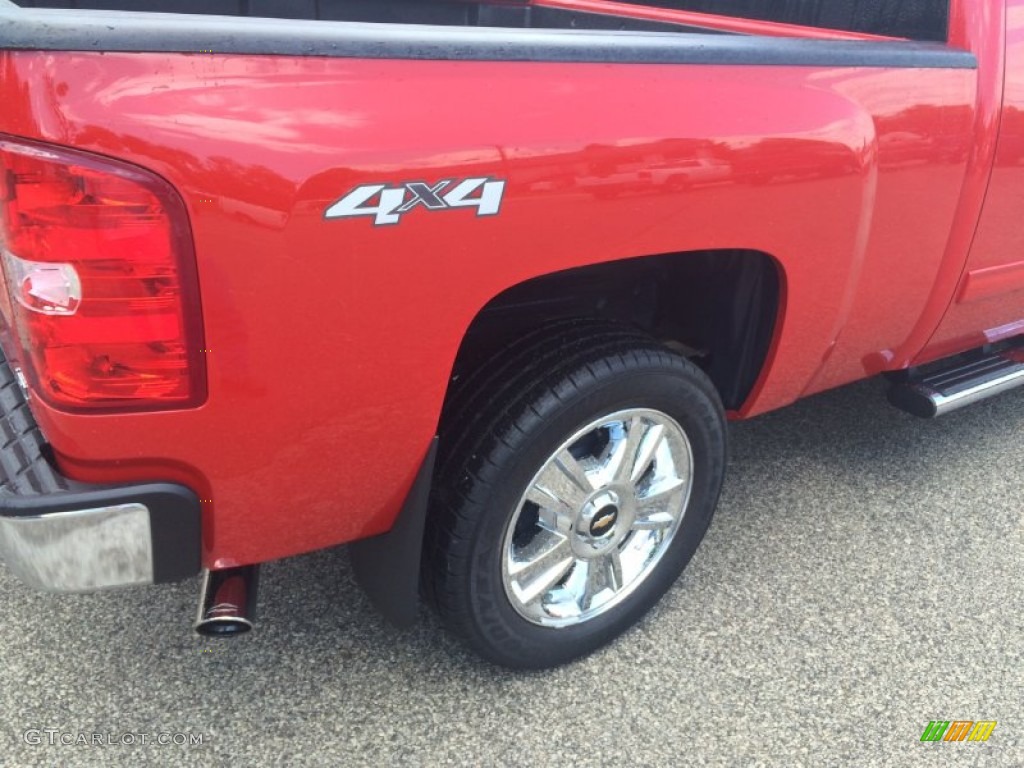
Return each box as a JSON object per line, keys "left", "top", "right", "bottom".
{"left": 0, "top": 503, "right": 152, "bottom": 591}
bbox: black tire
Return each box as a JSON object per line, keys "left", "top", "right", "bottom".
{"left": 423, "top": 320, "right": 727, "bottom": 669}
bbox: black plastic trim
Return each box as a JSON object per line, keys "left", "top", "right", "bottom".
{"left": 144, "top": 484, "right": 203, "bottom": 583}
{"left": 885, "top": 385, "right": 938, "bottom": 418}
{"left": 0, "top": 7, "right": 977, "bottom": 68}
{"left": 529, "top": 7, "right": 729, "bottom": 35}
{"left": 349, "top": 437, "right": 437, "bottom": 628}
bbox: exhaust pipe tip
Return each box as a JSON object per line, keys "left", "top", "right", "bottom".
{"left": 195, "top": 565, "right": 258, "bottom": 638}
{"left": 195, "top": 615, "right": 253, "bottom": 637}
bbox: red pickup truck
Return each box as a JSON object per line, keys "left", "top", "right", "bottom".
{"left": 0, "top": 0, "right": 1021, "bottom": 669}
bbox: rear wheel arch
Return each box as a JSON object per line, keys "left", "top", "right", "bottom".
{"left": 445, "top": 248, "right": 785, "bottom": 413}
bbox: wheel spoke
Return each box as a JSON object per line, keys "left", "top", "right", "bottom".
{"left": 525, "top": 450, "right": 593, "bottom": 529}
{"left": 605, "top": 415, "right": 647, "bottom": 485}
{"left": 554, "top": 449, "right": 594, "bottom": 493}
{"left": 580, "top": 559, "right": 605, "bottom": 610}
{"left": 632, "top": 511, "right": 675, "bottom": 531}
{"left": 607, "top": 550, "right": 624, "bottom": 591}
{"left": 523, "top": 490, "right": 575, "bottom": 535}
{"left": 508, "top": 535, "right": 575, "bottom": 606}
{"left": 636, "top": 476, "right": 687, "bottom": 510}
{"left": 629, "top": 423, "right": 665, "bottom": 485}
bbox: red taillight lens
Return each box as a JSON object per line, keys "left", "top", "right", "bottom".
{"left": 0, "top": 137, "right": 205, "bottom": 412}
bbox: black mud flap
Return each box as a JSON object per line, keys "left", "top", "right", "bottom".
{"left": 348, "top": 437, "right": 437, "bottom": 628}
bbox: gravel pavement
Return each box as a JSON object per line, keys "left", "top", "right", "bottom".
{"left": 1, "top": 377, "right": 1021, "bottom": 767}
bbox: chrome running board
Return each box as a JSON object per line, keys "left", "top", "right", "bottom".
{"left": 887, "top": 341, "right": 1024, "bottom": 418}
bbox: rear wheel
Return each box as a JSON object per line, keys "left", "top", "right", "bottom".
{"left": 424, "top": 321, "right": 726, "bottom": 669}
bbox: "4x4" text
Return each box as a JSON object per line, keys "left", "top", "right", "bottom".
{"left": 324, "top": 177, "right": 506, "bottom": 226}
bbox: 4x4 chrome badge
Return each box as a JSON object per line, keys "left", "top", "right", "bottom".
{"left": 325, "top": 177, "right": 506, "bottom": 226}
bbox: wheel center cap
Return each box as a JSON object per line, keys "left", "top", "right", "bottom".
{"left": 589, "top": 505, "right": 619, "bottom": 537}
{"left": 574, "top": 489, "right": 632, "bottom": 558}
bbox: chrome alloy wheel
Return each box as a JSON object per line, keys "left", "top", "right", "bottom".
{"left": 501, "top": 408, "right": 694, "bottom": 627}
